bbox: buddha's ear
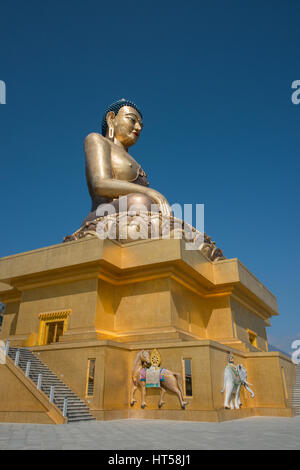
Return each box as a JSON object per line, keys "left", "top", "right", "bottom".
{"left": 106, "top": 111, "right": 115, "bottom": 128}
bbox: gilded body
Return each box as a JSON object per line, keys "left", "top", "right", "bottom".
{"left": 84, "top": 105, "right": 172, "bottom": 218}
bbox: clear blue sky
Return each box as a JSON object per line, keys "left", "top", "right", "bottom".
{"left": 0, "top": 0, "right": 299, "bottom": 353}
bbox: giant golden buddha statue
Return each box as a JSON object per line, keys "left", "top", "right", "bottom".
{"left": 64, "top": 98, "right": 224, "bottom": 262}
{"left": 83, "top": 98, "right": 172, "bottom": 225}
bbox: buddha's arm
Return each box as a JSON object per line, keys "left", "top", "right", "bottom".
{"left": 84, "top": 133, "right": 172, "bottom": 216}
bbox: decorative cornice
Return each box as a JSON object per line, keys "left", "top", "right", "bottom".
{"left": 38, "top": 309, "right": 72, "bottom": 321}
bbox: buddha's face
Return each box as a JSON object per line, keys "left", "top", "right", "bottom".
{"left": 106, "top": 106, "right": 143, "bottom": 147}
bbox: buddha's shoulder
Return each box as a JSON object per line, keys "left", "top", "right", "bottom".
{"left": 84, "top": 132, "right": 110, "bottom": 148}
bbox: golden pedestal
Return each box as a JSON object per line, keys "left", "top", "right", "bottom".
{"left": 0, "top": 237, "right": 296, "bottom": 423}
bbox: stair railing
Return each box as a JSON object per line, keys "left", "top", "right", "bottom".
{"left": 37, "top": 373, "right": 42, "bottom": 390}
{"left": 49, "top": 385, "right": 55, "bottom": 403}
{"left": 5, "top": 344, "right": 68, "bottom": 417}
{"left": 14, "top": 349, "right": 20, "bottom": 366}
{"left": 63, "top": 397, "right": 68, "bottom": 417}
{"left": 4, "top": 339, "right": 10, "bottom": 356}
{"left": 25, "top": 361, "right": 31, "bottom": 377}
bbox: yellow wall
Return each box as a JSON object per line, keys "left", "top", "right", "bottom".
{"left": 31, "top": 341, "right": 295, "bottom": 417}
{"left": 114, "top": 279, "right": 172, "bottom": 332}
{"left": 0, "top": 365, "right": 46, "bottom": 412}
{"left": 0, "top": 238, "right": 293, "bottom": 422}
{"left": 231, "top": 298, "right": 267, "bottom": 351}
{"left": 205, "top": 297, "right": 233, "bottom": 340}
{"left": 1, "top": 279, "right": 99, "bottom": 345}
{"left": 0, "top": 301, "right": 20, "bottom": 339}
{"left": 0, "top": 362, "right": 64, "bottom": 424}
{"left": 245, "top": 354, "right": 295, "bottom": 408}
{"left": 169, "top": 279, "right": 207, "bottom": 338}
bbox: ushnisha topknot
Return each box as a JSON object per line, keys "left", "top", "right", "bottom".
{"left": 101, "top": 98, "right": 143, "bottom": 136}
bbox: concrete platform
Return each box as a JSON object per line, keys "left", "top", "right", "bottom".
{"left": 0, "top": 416, "right": 299, "bottom": 450}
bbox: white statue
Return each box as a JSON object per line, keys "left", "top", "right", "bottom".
{"left": 221, "top": 354, "right": 255, "bottom": 409}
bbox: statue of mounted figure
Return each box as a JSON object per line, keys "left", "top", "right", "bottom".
{"left": 130, "top": 349, "right": 188, "bottom": 409}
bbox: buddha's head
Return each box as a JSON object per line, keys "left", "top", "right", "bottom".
{"left": 102, "top": 98, "right": 143, "bottom": 148}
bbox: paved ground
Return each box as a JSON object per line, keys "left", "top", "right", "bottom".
{"left": 0, "top": 416, "right": 299, "bottom": 450}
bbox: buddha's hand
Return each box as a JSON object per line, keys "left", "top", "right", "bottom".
{"left": 147, "top": 189, "right": 172, "bottom": 217}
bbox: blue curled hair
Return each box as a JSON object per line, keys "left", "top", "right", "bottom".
{"left": 101, "top": 98, "right": 143, "bottom": 136}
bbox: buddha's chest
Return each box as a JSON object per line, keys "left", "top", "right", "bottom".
{"left": 111, "top": 148, "right": 141, "bottom": 182}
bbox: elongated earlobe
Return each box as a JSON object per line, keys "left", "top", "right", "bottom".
{"left": 109, "top": 127, "right": 114, "bottom": 139}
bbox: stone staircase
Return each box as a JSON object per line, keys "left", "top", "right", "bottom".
{"left": 8, "top": 347, "right": 96, "bottom": 423}
{"left": 293, "top": 364, "right": 300, "bottom": 415}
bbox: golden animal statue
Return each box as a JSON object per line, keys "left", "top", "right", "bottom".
{"left": 130, "top": 350, "right": 188, "bottom": 409}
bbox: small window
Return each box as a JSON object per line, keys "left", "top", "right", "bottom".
{"left": 86, "top": 359, "right": 96, "bottom": 397}
{"left": 248, "top": 330, "right": 257, "bottom": 348}
{"left": 38, "top": 310, "right": 71, "bottom": 346}
{"left": 45, "top": 321, "right": 64, "bottom": 344}
{"left": 183, "top": 359, "right": 193, "bottom": 397}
